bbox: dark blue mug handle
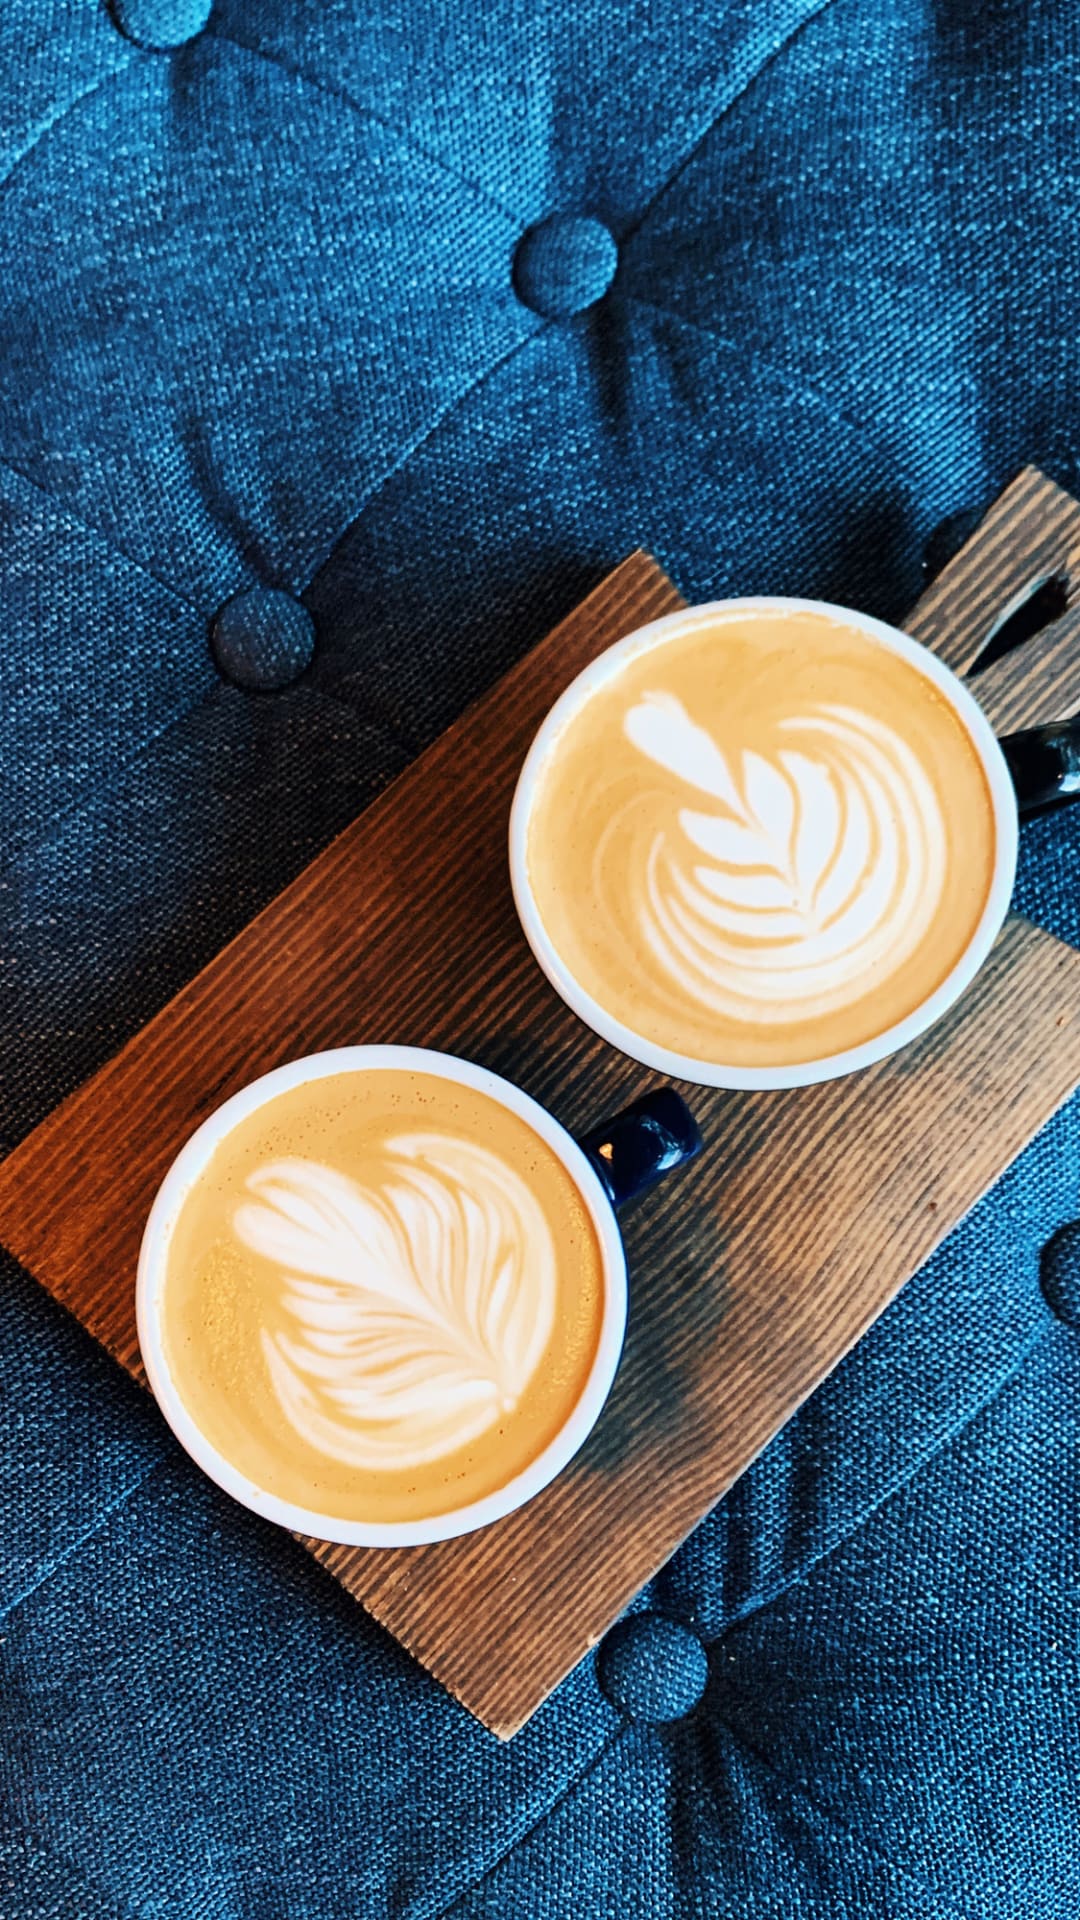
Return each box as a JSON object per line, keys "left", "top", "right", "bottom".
{"left": 1000, "top": 717, "right": 1080, "bottom": 817}
{"left": 577, "top": 1087, "right": 702, "bottom": 1211}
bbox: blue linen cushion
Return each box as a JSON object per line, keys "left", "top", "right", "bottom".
{"left": 1, "top": 2, "right": 1078, "bottom": 1913}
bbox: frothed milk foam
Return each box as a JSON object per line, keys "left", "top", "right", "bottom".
{"left": 162, "top": 1069, "right": 604, "bottom": 1524}
{"left": 525, "top": 607, "right": 997, "bottom": 1068}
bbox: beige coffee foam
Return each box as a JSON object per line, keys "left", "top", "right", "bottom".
{"left": 162, "top": 1071, "right": 604, "bottom": 1524}
{"left": 526, "top": 608, "right": 996, "bottom": 1069}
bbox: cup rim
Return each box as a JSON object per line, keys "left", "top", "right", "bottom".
{"left": 509, "top": 595, "right": 1019, "bottom": 1090}
{"left": 136, "top": 1045, "right": 628, "bottom": 1546}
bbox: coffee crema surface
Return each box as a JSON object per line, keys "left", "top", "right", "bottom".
{"left": 161, "top": 1070, "right": 604, "bottom": 1523}
{"left": 525, "top": 608, "right": 997, "bottom": 1067}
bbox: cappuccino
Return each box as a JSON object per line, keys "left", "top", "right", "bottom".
{"left": 520, "top": 605, "right": 999, "bottom": 1071}
{"left": 160, "top": 1067, "right": 605, "bottom": 1526}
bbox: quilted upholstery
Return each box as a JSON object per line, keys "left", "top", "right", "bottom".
{"left": 1, "top": 3, "right": 1078, "bottom": 1914}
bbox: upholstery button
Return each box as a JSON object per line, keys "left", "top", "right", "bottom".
{"left": 210, "top": 588, "right": 316, "bottom": 693}
{"left": 597, "top": 1614, "right": 708, "bottom": 1723}
{"left": 1040, "top": 1224, "right": 1080, "bottom": 1328}
{"left": 513, "top": 215, "right": 618, "bottom": 319}
{"left": 109, "top": 0, "right": 212, "bottom": 51}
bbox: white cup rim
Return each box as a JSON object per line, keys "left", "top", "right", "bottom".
{"left": 136, "top": 1045, "right": 628, "bottom": 1546}
{"left": 509, "top": 596, "right": 1019, "bottom": 1090}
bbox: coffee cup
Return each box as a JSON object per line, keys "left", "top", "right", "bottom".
{"left": 510, "top": 597, "right": 1022, "bottom": 1089}
{"left": 136, "top": 1046, "right": 699, "bottom": 1546}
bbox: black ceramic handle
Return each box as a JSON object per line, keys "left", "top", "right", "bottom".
{"left": 577, "top": 1088, "right": 702, "bottom": 1211}
{"left": 1000, "top": 717, "right": 1080, "bottom": 817}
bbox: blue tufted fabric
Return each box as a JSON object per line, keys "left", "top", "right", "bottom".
{"left": 108, "top": 0, "right": 212, "bottom": 51}
{"left": 1, "top": 3, "right": 1079, "bottom": 1915}
{"left": 211, "top": 586, "right": 317, "bottom": 691}
{"left": 597, "top": 1614, "right": 710, "bottom": 1723}
{"left": 513, "top": 215, "right": 620, "bottom": 318}
{"left": 1040, "top": 1224, "right": 1080, "bottom": 1330}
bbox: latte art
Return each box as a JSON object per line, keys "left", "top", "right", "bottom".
{"left": 233, "top": 1138, "right": 557, "bottom": 1473}
{"left": 159, "top": 1067, "right": 604, "bottom": 1525}
{"left": 624, "top": 692, "right": 948, "bottom": 1024}
{"left": 522, "top": 605, "right": 998, "bottom": 1071}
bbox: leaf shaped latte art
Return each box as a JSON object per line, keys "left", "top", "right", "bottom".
{"left": 620, "top": 692, "right": 949, "bottom": 1025}
{"left": 232, "top": 1138, "right": 558, "bottom": 1471}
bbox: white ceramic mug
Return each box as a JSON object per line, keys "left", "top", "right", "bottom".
{"left": 136, "top": 1045, "right": 698, "bottom": 1546}
{"left": 509, "top": 597, "right": 1020, "bottom": 1091}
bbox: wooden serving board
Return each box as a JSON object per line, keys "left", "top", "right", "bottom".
{"left": 3, "top": 467, "right": 1080, "bottom": 1740}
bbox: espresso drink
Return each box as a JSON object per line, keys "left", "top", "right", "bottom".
{"left": 525, "top": 607, "right": 997, "bottom": 1068}
{"left": 161, "top": 1070, "right": 604, "bottom": 1523}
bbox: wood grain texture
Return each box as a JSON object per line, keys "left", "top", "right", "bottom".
{"left": 2, "top": 479, "right": 1080, "bottom": 1739}
{"left": 907, "top": 464, "right": 1080, "bottom": 674}
{"left": 971, "top": 607, "right": 1080, "bottom": 733}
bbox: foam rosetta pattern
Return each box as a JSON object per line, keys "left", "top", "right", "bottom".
{"left": 623, "top": 690, "right": 948, "bottom": 1025}
{"left": 233, "top": 1140, "right": 558, "bottom": 1471}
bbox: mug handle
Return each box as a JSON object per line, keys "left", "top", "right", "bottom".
{"left": 1000, "top": 717, "right": 1080, "bottom": 817}
{"left": 577, "top": 1087, "right": 702, "bottom": 1210}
